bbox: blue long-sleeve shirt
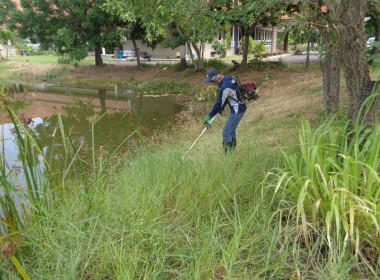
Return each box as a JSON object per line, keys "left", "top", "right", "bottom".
{"left": 208, "top": 76, "right": 247, "bottom": 118}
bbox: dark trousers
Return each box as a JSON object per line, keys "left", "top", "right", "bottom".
{"left": 222, "top": 111, "right": 245, "bottom": 143}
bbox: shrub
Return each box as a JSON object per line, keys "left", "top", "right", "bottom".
{"left": 211, "top": 42, "right": 227, "bottom": 57}
{"left": 203, "top": 59, "right": 229, "bottom": 70}
{"left": 242, "top": 36, "right": 254, "bottom": 55}
{"left": 253, "top": 41, "right": 266, "bottom": 57}
{"left": 137, "top": 80, "right": 191, "bottom": 95}
{"left": 193, "top": 85, "right": 218, "bottom": 102}
{"left": 264, "top": 117, "right": 380, "bottom": 271}
{"left": 248, "top": 58, "right": 271, "bottom": 68}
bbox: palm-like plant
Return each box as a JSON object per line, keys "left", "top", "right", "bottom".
{"left": 0, "top": 28, "right": 15, "bottom": 60}
{"left": 265, "top": 115, "right": 380, "bottom": 272}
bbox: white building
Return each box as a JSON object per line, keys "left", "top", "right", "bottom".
{"left": 122, "top": 24, "right": 283, "bottom": 60}
{"left": 0, "top": 40, "right": 18, "bottom": 56}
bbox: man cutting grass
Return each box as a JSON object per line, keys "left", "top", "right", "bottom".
{"left": 204, "top": 69, "right": 247, "bottom": 154}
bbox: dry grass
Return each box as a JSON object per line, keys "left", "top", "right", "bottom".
{"left": 2, "top": 60, "right": 60, "bottom": 79}
{"left": 169, "top": 65, "right": 340, "bottom": 160}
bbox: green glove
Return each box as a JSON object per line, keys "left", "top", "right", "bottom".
{"left": 204, "top": 115, "right": 211, "bottom": 125}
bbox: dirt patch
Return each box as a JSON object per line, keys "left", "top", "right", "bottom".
{"left": 66, "top": 64, "right": 208, "bottom": 86}
{"left": 3, "top": 61, "right": 62, "bottom": 78}
{"left": 3, "top": 60, "right": 327, "bottom": 122}
{"left": 2, "top": 60, "right": 326, "bottom": 124}
{"left": 3, "top": 60, "right": 277, "bottom": 88}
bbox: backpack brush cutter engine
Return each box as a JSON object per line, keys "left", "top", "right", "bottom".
{"left": 241, "top": 81, "right": 259, "bottom": 101}
{"left": 234, "top": 76, "right": 259, "bottom": 103}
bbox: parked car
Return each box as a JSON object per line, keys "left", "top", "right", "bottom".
{"left": 367, "top": 37, "right": 376, "bottom": 48}
{"left": 263, "top": 40, "right": 271, "bottom": 46}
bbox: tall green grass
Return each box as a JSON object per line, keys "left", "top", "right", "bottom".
{"left": 0, "top": 106, "right": 143, "bottom": 278}
{"left": 2, "top": 127, "right": 367, "bottom": 279}
{"left": 265, "top": 116, "right": 380, "bottom": 274}
{"left": 1, "top": 91, "right": 378, "bottom": 278}
{"left": 1, "top": 104, "right": 292, "bottom": 278}
{"left": 15, "top": 143, "right": 292, "bottom": 279}
{"left": 0, "top": 64, "right": 20, "bottom": 85}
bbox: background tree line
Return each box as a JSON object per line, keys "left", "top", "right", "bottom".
{"left": 0, "top": 0, "right": 379, "bottom": 123}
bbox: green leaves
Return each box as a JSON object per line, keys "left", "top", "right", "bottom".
{"left": 0, "top": 28, "right": 15, "bottom": 43}
{"left": 366, "top": 41, "right": 380, "bottom": 74}
{"left": 8, "top": 0, "right": 126, "bottom": 66}
{"left": 0, "top": 0, "right": 15, "bottom": 25}
{"left": 266, "top": 115, "right": 380, "bottom": 268}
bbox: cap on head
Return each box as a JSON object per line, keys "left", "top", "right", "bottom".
{"left": 204, "top": 69, "right": 219, "bottom": 83}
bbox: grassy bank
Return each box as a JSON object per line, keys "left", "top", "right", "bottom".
{"left": 1, "top": 59, "right": 379, "bottom": 279}
{"left": 7, "top": 55, "right": 95, "bottom": 65}
{"left": 17, "top": 146, "right": 286, "bottom": 279}
{"left": 3, "top": 113, "right": 379, "bottom": 279}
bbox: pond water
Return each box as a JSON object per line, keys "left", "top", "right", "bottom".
{"left": 0, "top": 84, "right": 186, "bottom": 184}
{"left": 0, "top": 84, "right": 189, "bottom": 233}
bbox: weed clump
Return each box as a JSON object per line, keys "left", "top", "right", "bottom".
{"left": 204, "top": 59, "right": 230, "bottom": 70}
{"left": 137, "top": 80, "right": 192, "bottom": 95}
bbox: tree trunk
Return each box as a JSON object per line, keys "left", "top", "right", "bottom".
{"left": 94, "top": 44, "right": 103, "bottom": 66}
{"left": 178, "top": 42, "right": 188, "bottom": 70}
{"left": 241, "top": 32, "right": 250, "bottom": 69}
{"left": 284, "top": 30, "right": 289, "bottom": 52}
{"left": 98, "top": 89, "right": 107, "bottom": 114}
{"left": 6, "top": 43, "right": 9, "bottom": 60}
{"left": 191, "top": 42, "right": 204, "bottom": 71}
{"left": 187, "top": 40, "right": 196, "bottom": 70}
{"left": 320, "top": 29, "right": 341, "bottom": 115}
{"left": 337, "top": 0, "right": 379, "bottom": 124}
{"left": 305, "top": 30, "right": 311, "bottom": 68}
{"left": 179, "top": 58, "right": 187, "bottom": 70}
{"left": 271, "top": 25, "right": 277, "bottom": 54}
{"left": 131, "top": 37, "right": 141, "bottom": 69}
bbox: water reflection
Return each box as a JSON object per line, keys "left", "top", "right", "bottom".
{"left": 1, "top": 84, "right": 185, "bottom": 175}
{"left": 0, "top": 84, "right": 186, "bottom": 234}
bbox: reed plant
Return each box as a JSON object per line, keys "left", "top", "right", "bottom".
{"left": 0, "top": 106, "right": 143, "bottom": 278}
{"left": 265, "top": 115, "right": 380, "bottom": 274}
{"left": 0, "top": 108, "right": 55, "bottom": 279}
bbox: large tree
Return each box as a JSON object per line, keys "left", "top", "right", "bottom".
{"left": 292, "top": 0, "right": 379, "bottom": 121}
{"left": 329, "top": 0, "right": 379, "bottom": 123}
{"left": 300, "top": 1, "right": 341, "bottom": 115}
{"left": 105, "top": 0, "right": 218, "bottom": 71}
{"left": 212, "top": 0, "right": 287, "bottom": 69}
{"left": 8, "top": 0, "right": 125, "bottom": 66}
{"left": 171, "top": 0, "right": 218, "bottom": 71}
{"left": 0, "top": 0, "right": 16, "bottom": 60}
{"left": 104, "top": 1, "right": 166, "bottom": 69}
{"left": 0, "top": 0, "right": 15, "bottom": 25}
